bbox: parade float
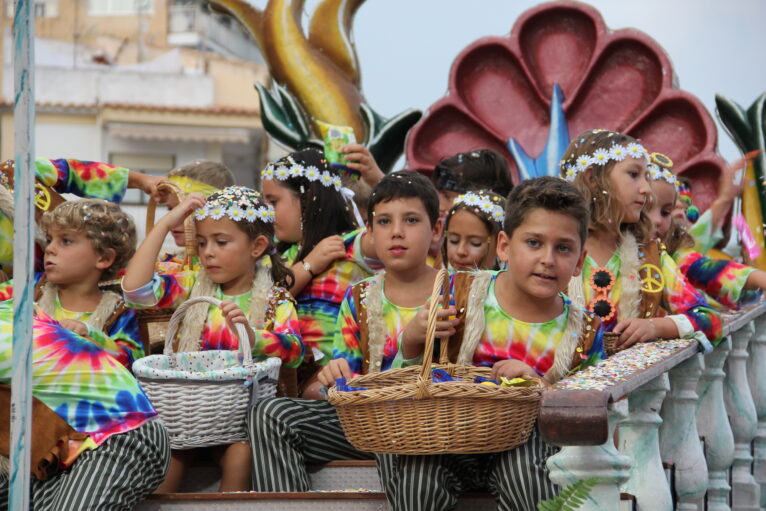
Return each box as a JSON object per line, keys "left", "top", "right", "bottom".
{"left": 6, "top": 1, "right": 765, "bottom": 510}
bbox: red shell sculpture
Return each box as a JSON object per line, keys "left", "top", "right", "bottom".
{"left": 405, "top": 1, "right": 725, "bottom": 211}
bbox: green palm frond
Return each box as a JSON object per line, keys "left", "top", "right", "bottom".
{"left": 537, "top": 477, "right": 600, "bottom": 511}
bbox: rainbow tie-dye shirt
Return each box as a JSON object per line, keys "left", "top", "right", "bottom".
{"left": 283, "top": 229, "right": 381, "bottom": 365}
{"left": 0, "top": 301, "right": 156, "bottom": 454}
{"left": 473, "top": 272, "right": 605, "bottom": 375}
{"left": 0, "top": 158, "right": 130, "bottom": 272}
{"left": 0, "top": 274, "right": 144, "bottom": 370}
{"left": 580, "top": 248, "right": 723, "bottom": 345}
{"left": 123, "top": 270, "right": 304, "bottom": 367}
{"left": 332, "top": 276, "right": 419, "bottom": 375}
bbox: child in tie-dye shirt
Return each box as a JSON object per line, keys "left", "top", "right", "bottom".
{"left": 561, "top": 129, "right": 722, "bottom": 352}
{"left": 646, "top": 157, "right": 766, "bottom": 310}
{"left": 441, "top": 189, "right": 505, "bottom": 271}
{"left": 261, "top": 148, "right": 380, "bottom": 395}
{"left": 123, "top": 186, "right": 303, "bottom": 493}
{"left": 248, "top": 171, "right": 450, "bottom": 493}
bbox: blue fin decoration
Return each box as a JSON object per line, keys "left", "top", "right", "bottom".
{"left": 507, "top": 84, "right": 570, "bottom": 179}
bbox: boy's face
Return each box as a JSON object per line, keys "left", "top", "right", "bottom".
{"left": 369, "top": 197, "right": 442, "bottom": 274}
{"left": 44, "top": 227, "right": 113, "bottom": 285}
{"left": 497, "top": 208, "right": 585, "bottom": 301}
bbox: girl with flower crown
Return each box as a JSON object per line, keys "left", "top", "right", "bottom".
{"left": 645, "top": 153, "right": 766, "bottom": 310}
{"left": 260, "top": 148, "right": 380, "bottom": 397}
{"left": 122, "top": 185, "right": 303, "bottom": 492}
{"left": 441, "top": 189, "right": 505, "bottom": 271}
{"left": 560, "top": 129, "right": 722, "bottom": 352}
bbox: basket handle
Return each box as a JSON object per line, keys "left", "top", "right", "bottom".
{"left": 146, "top": 181, "right": 198, "bottom": 258}
{"left": 163, "top": 296, "right": 252, "bottom": 364}
{"left": 418, "top": 268, "right": 451, "bottom": 382}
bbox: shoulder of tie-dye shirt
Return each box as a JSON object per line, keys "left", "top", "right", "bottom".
{"left": 256, "top": 288, "right": 304, "bottom": 368}
{"left": 104, "top": 306, "right": 145, "bottom": 367}
{"left": 152, "top": 271, "right": 196, "bottom": 309}
{"left": 29, "top": 314, "right": 156, "bottom": 438}
{"left": 676, "top": 249, "right": 760, "bottom": 310}
{"left": 331, "top": 283, "right": 364, "bottom": 374}
{"left": 659, "top": 250, "right": 723, "bottom": 345}
{"left": 36, "top": 158, "right": 128, "bottom": 203}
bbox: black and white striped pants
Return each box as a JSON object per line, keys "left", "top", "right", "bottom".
{"left": 247, "top": 397, "right": 373, "bottom": 491}
{"left": 0, "top": 419, "right": 169, "bottom": 511}
{"left": 376, "top": 428, "right": 559, "bottom": 511}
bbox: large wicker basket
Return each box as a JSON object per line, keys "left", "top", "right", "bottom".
{"left": 327, "top": 269, "right": 543, "bottom": 455}
{"left": 132, "top": 296, "right": 281, "bottom": 449}
{"left": 136, "top": 181, "right": 198, "bottom": 354}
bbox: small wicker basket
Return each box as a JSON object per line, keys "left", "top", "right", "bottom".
{"left": 603, "top": 332, "right": 622, "bottom": 357}
{"left": 327, "top": 269, "right": 543, "bottom": 455}
{"left": 132, "top": 296, "right": 281, "bottom": 449}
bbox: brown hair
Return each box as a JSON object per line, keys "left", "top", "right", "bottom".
{"left": 560, "top": 129, "right": 652, "bottom": 242}
{"left": 40, "top": 199, "right": 136, "bottom": 281}
{"left": 503, "top": 176, "right": 589, "bottom": 247}
{"left": 663, "top": 218, "right": 695, "bottom": 255}
{"left": 433, "top": 149, "right": 513, "bottom": 197}
{"left": 169, "top": 160, "right": 235, "bottom": 189}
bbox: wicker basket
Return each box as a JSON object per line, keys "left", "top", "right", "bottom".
{"left": 137, "top": 181, "right": 198, "bottom": 354}
{"left": 132, "top": 296, "right": 281, "bottom": 449}
{"left": 327, "top": 269, "right": 543, "bottom": 455}
{"left": 604, "top": 332, "right": 622, "bottom": 357}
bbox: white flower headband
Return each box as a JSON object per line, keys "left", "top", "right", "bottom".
{"left": 261, "top": 159, "right": 342, "bottom": 192}
{"left": 194, "top": 185, "right": 274, "bottom": 223}
{"left": 561, "top": 138, "right": 650, "bottom": 182}
{"left": 646, "top": 152, "right": 679, "bottom": 188}
{"left": 452, "top": 191, "right": 505, "bottom": 224}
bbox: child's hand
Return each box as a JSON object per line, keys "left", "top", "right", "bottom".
{"left": 59, "top": 319, "right": 88, "bottom": 337}
{"left": 491, "top": 359, "right": 538, "bottom": 382}
{"left": 220, "top": 300, "right": 255, "bottom": 348}
{"left": 341, "top": 144, "right": 385, "bottom": 187}
{"left": 160, "top": 193, "right": 205, "bottom": 230}
{"left": 317, "top": 358, "right": 353, "bottom": 387}
{"left": 304, "top": 235, "right": 347, "bottom": 275}
{"left": 613, "top": 318, "right": 658, "bottom": 349}
{"left": 128, "top": 171, "right": 165, "bottom": 200}
{"left": 401, "top": 298, "right": 458, "bottom": 355}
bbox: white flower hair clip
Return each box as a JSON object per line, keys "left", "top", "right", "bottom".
{"left": 261, "top": 156, "right": 342, "bottom": 192}
{"left": 560, "top": 132, "right": 650, "bottom": 182}
{"left": 193, "top": 185, "right": 275, "bottom": 223}
{"left": 452, "top": 191, "right": 505, "bottom": 225}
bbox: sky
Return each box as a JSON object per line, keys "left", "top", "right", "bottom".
{"left": 330, "top": 0, "right": 766, "bottom": 164}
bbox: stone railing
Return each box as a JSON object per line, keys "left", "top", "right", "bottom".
{"left": 539, "top": 302, "right": 766, "bottom": 511}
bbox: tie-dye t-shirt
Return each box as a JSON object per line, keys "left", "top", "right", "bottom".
{"left": 580, "top": 247, "right": 722, "bottom": 345}
{"left": 0, "top": 301, "right": 156, "bottom": 453}
{"left": 0, "top": 158, "right": 130, "bottom": 272}
{"left": 473, "top": 272, "right": 605, "bottom": 375}
{"left": 687, "top": 209, "right": 723, "bottom": 256}
{"left": 283, "top": 229, "right": 381, "bottom": 365}
{"left": 0, "top": 274, "right": 144, "bottom": 370}
{"left": 673, "top": 249, "right": 761, "bottom": 311}
{"left": 123, "top": 269, "right": 303, "bottom": 368}
{"left": 332, "top": 276, "right": 419, "bottom": 375}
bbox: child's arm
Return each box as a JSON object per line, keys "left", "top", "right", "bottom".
{"left": 340, "top": 144, "right": 385, "bottom": 187}
{"left": 287, "top": 234, "right": 347, "bottom": 296}
{"left": 220, "top": 294, "right": 304, "bottom": 368}
{"left": 83, "top": 309, "right": 144, "bottom": 369}
{"left": 327, "top": 289, "right": 364, "bottom": 375}
{"left": 707, "top": 155, "right": 747, "bottom": 231}
{"left": 680, "top": 251, "right": 762, "bottom": 309}
{"left": 123, "top": 194, "right": 204, "bottom": 292}
{"left": 399, "top": 298, "right": 458, "bottom": 360}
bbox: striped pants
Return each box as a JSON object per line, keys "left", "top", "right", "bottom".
{"left": 376, "top": 429, "right": 559, "bottom": 511}
{"left": 247, "top": 397, "right": 373, "bottom": 491}
{"left": 0, "top": 419, "right": 169, "bottom": 511}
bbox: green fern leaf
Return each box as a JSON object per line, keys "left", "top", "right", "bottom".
{"left": 536, "top": 477, "right": 600, "bottom": 511}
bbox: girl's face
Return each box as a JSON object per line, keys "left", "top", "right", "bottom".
{"left": 262, "top": 179, "right": 303, "bottom": 243}
{"left": 646, "top": 181, "right": 676, "bottom": 239}
{"left": 445, "top": 210, "right": 496, "bottom": 271}
{"left": 607, "top": 157, "right": 651, "bottom": 223}
{"left": 195, "top": 217, "right": 267, "bottom": 295}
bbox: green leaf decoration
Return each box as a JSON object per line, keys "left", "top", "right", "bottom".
{"left": 254, "top": 82, "right": 321, "bottom": 151}
{"left": 360, "top": 103, "right": 422, "bottom": 173}
{"left": 536, "top": 477, "right": 600, "bottom": 511}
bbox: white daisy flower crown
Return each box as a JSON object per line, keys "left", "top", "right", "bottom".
{"left": 646, "top": 152, "right": 680, "bottom": 189}
{"left": 560, "top": 131, "right": 650, "bottom": 182}
{"left": 452, "top": 191, "right": 505, "bottom": 225}
{"left": 194, "top": 185, "right": 274, "bottom": 224}
{"left": 261, "top": 155, "right": 342, "bottom": 192}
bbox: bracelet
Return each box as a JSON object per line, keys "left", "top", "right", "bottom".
{"left": 301, "top": 260, "right": 316, "bottom": 278}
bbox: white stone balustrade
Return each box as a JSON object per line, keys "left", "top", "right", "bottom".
{"left": 539, "top": 303, "right": 766, "bottom": 511}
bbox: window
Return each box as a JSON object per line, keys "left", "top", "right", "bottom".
{"left": 5, "top": 0, "right": 58, "bottom": 18}
{"left": 88, "top": 0, "right": 153, "bottom": 16}
{"left": 110, "top": 153, "right": 174, "bottom": 205}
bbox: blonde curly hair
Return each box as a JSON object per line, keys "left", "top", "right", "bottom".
{"left": 40, "top": 199, "right": 136, "bottom": 281}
